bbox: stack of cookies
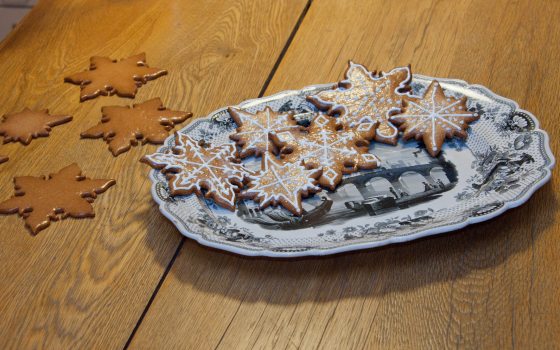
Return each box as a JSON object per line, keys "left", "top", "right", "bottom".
{"left": 142, "top": 61, "right": 479, "bottom": 216}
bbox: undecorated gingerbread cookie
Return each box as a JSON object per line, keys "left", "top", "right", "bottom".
{"left": 0, "top": 108, "right": 72, "bottom": 145}
{"left": 65, "top": 53, "right": 167, "bottom": 102}
{"left": 81, "top": 98, "right": 191, "bottom": 156}
{"left": 0, "top": 163, "right": 116, "bottom": 234}
{"left": 228, "top": 106, "right": 303, "bottom": 158}
{"left": 273, "top": 114, "right": 379, "bottom": 190}
{"left": 390, "top": 81, "right": 479, "bottom": 157}
{"left": 141, "top": 133, "right": 248, "bottom": 211}
{"left": 307, "top": 61, "right": 411, "bottom": 145}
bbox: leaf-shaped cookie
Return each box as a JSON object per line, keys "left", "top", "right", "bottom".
{"left": 273, "top": 114, "right": 379, "bottom": 190}
{"left": 390, "top": 81, "right": 479, "bottom": 157}
{"left": 241, "top": 153, "right": 321, "bottom": 216}
{"left": 141, "top": 133, "right": 248, "bottom": 211}
{"left": 0, "top": 164, "right": 116, "bottom": 234}
{"left": 0, "top": 108, "right": 72, "bottom": 145}
{"left": 64, "top": 53, "right": 167, "bottom": 102}
{"left": 307, "top": 61, "right": 411, "bottom": 145}
{"left": 228, "top": 106, "right": 303, "bottom": 158}
{"left": 81, "top": 98, "right": 191, "bottom": 156}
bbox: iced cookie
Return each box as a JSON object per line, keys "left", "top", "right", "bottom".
{"left": 141, "top": 133, "right": 248, "bottom": 211}
{"left": 0, "top": 163, "right": 116, "bottom": 234}
{"left": 273, "top": 114, "right": 379, "bottom": 190}
{"left": 241, "top": 153, "right": 321, "bottom": 216}
{"left": 81, "top": 98, "right": 191, "bottom": 156}
{"left": 0, "top": 108, "right": 72, "bottom": 145}
{"left": 390, "top": 81, "right": 479, "bottom": 157}
{"left": 65, "top": 53, "right": 167, "bottom": 102}
{"left": 307, "top": 61, "right": 411, "bottom": 145}
{"left": 228, "top": 106, "right": 303, "bottom": 158}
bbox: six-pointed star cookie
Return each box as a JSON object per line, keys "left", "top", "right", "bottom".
{"left": 81, "top": 98, "right": 191, "bottom": 156}
{"left": 0, "top": 108, "right": 72, "bottom": 145}
{"left": 228, "top": 106, "right": 302, "bottom": 158}
{"left": 0, "top": 163, "right": 115, "bottom": 234}
{"left": 141, "top": 133, "right": 248, "bottom": 211}
{"left": 65, "top": 53, "right": 167, "bottom": 102}
{"left": 307, "top": 61, "right": 411, "bottom": 145}
{"left": 390, "top": 81, "right": 479, "bottom": 157}
{"left": 241, "top": 153, "right": 321, "bottom": 216}
{"left": 273, "top": 114, "right": 379, "bottom": 190}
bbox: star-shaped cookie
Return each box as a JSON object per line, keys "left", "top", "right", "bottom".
{"left": 0, "top": 108, "right": 72, "bottom": 145}
{"left": 65, "top": 53, "right": 167, "bottom": 102}
{"left": 0, "top": 163, "right": 115, "bottom": 234}
{"left": 390, "top": 81, "right": 479, "bottom": 156}
{"left": 228, "top": 106, "right": 302, "bottom": 158}
{"left": 241, "top": 154, "right": 321, "bottom": 216}
{"left": 273, "top": 114, "right": 379, "bottom": 190}
{"left": 81, "top": 98, "right": 191, "bottom": 156}
{"left": 307, "top": 61, "right": 411, "bottom": 145}
{"left": 141, "top": 133, "right": 248, "bottom": 211}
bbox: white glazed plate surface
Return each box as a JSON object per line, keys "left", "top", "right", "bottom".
{"left": 147, "top": 75, "right": 555, "bottom": 257}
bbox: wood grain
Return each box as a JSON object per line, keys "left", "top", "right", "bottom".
{"left": 0, "top": 0, "right": 308, "bottom": 348}
{"left": 130, "top": 0, "right": 560, "bottom": 349}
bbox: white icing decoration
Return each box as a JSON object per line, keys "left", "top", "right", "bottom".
{"left": 143, "top": 133, "right": 247, "bottom": 209}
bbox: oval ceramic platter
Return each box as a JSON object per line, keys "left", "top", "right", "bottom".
{"left": 147, "top": 75, "right": 555, "bottom": 257}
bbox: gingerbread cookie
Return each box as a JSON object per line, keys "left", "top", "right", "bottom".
{"left": 81, "top": 98, "right": 191, "bottom": 156}
{"left": 0, "top": 163, "right": 115, "bottom": 234}
{"left": 141, "top": 133, "right": 248, "bottom": 211}
{"left": 228, "top": 106, "right": 303, "bottom": 158}
{"left": 65, "top": 53, "right": 167, "bottom": 102}
{"left": 0, "top": 108, "right": 72, "bottom": 145}
{"left": 0, "top": 155, "right": 8, "bottom": 164}
{"left": 241, "top": 153, "right": 321, "bottom": 216}
{"left": 390, "top": 81, "right": 479, "bottom": 157}
{"left": 273, "top": 114, "right": 379, "bottom": 190}
{"left": 307, "top": 61, "right": 411, "bottom": 145}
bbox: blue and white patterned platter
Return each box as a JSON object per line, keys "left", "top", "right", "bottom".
{"left": 147, "top": 75, "right": 555, "bottom": 257}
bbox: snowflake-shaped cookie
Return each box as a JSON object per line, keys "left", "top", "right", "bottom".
{"left": 81, "top": 98, "right": 191, "bottom": 156}
{"left": 307, "top": 61, "right": 411, "bottom": 145}
{"left": 242, "top": 154, "right": 321, "bottom": 216}
{"left": 228, "top": 106, "right": 302, "bottom": 158}
{"left": 390, "top": 81, "right": 479, "bottom": 157}
{"left": 273, "top": 114, "right": 379, "bottom": 190}
{"left": 0, "top": 163, "right": 115, "bottom": 234}
{"left": 0, "top": 108, "right": 72, "bottom": 145}
{"left": 65, "top": 53, "right": 167, "bottom": 102}
{"left": 141, "top": 133, "right": 248, "bottom": 210}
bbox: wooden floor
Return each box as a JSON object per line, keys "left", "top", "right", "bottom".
{"left": 0, "top": 0, "right": 559, "bottom": 348}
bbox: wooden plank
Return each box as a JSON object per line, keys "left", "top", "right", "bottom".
{"left": 130, "top": 0, "right": 560, "bottom": 349}
{"left": 0, "top": 0, "right": 309, "bottom": 348}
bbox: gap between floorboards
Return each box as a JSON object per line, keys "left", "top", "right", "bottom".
{"left": 121, "top": 1, "right": 313, "bottom": 349}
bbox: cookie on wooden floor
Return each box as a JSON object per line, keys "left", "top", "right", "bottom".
{"left": 81, "top": 98, "right": 191, "bottom": 156}
{"left": 65, "top": 53, "right": 167, "bottom": 102}
{"left": 0, "top": 108, "right": 72, "bottom": 145}
{"left": 0, "top": 164, "right": 116, "bottom": 234}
